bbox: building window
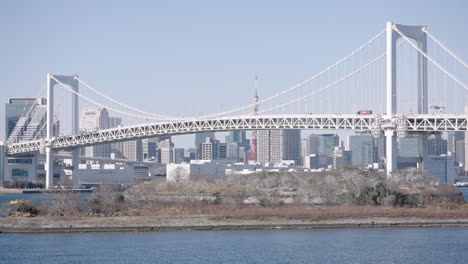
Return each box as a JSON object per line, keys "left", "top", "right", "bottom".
{"left": 11, "top": 168, "right": 29, "bottom": 181}
{"left": 8, "top": 158, "right": 33, "bottom": 164}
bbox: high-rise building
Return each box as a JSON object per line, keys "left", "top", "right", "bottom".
{"left": 428, "top": 135, "right": 447, "bottom": 156}
{"left": 108, "top": 117, "right": 122, "bottom": 129}
{"left": 225, "top": 131, "right": 250, "bottom": 161}
{"left": 349, "top": 135, "right": 375, "bottom": 167}
{"left": 200, "top": 137, "right": 222, "bottom": 160}
{"left": 226, "top": 142, "right": 239, "bottom": 161}
{"left": 375, "top": 136, "right": 386, "bottom": 162}
{"left": 5, "top": 98, "right": 46, "bottom": 141}
{"left": 455, "top": 140, "right": 465, "bottom": 166}
{"left": 257, "top": 129, "right": 301, "bottom": 165}
{"left": 108, "top": 117, "right": 122, "bottom": 158}
{"left": 426, "top": 155, "right": 456, "bottom": 184}
{"left": 173, "top": 148, "right": 184, "bottom": 164}
{"left": 80, "top": 107, "right": 110, "bottom": 158}
{"left": 304, "top": 154, "right": 330, "bottom": 169}
{"left": 333, "top": 146, "right": 352, "bottom": 169}
{"left": 319, "top": 134, "right": 339, "bottom": 157}
{"left": 398, "top": 136, "right": 419, "bottom": 157}
{"left": 159, "top": 139, "right": 174, "bottom": 164}
{"left": 282, "top": 130, "right": 302, "bottom": 165}
{"left": 307, "top": 134, "right": 320, "bottom": 155}
{"left": 122, "top": 139, "right": 143, "bottom": 161}
{"left": 195, "top": 132, "right": 215, "bottom": 148}
{"left": 142, "top": 139, "right": 158, "bottom": 160}
{"left": 257, "top": 130, "right": 281, "bottom": 164}
{"left": 448, "top": 132, "right": 464, "bottom": 154}
{"left": 249, "top": 77, "right": 259, "bottom": 162}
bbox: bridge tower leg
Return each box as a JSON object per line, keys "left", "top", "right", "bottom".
{"left": 45, "top": 73, "right": 55, "bottom": 189}
{"left": 71, "top": 74, "right": 80, "bottom": 187}
{"left": 44, "top": 73, "right": 80, "bottom": 189}
{"left": 385, "top": 22, "right": 428, "bottom": 176}
{"left": 386, "top": 22, "right": 398, "bottom": 176}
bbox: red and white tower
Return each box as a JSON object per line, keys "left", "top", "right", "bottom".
{"left": 248, "top": 74, "right": 259, "bottom": 161}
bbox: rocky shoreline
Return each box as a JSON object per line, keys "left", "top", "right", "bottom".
{"left": 1, "top": 217, "right": 468, "bottom": 233}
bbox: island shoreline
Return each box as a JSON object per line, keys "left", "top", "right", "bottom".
{"left": 2, "top": 217, "right": 468, "bottom": 234}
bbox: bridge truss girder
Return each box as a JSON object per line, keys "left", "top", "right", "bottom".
{"left": 5, "top": 114, "right": 468, "bottom": 155}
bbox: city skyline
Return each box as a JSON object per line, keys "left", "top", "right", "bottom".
{"left": 2, "top": 1, "right": 468, "bottom": 148}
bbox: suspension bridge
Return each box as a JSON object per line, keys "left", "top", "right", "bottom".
{"left": 4, "top": 22, "right": 468, "bottom": 189}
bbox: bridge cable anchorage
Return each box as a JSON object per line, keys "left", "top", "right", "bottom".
{"left": 394, "top": 26, "right": 468, "bottom": 91}
{"left": 255, "top": 39, "right": 408, "bottom": 115}
{"left": 423, "top": 28, "right": 468, "bottom": 68}
{"left": 50, "top": 75, "right": 177, "bottom": 121}
{"left": 202, "top": 30, "right": 386, "bottom": 118}
{"left": 74, "top": 77, "right": 180, "bottom": 120}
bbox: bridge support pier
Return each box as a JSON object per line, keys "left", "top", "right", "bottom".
{"left": 385, "top": 130, "right": 397, "bottom": 176}
{"left": 71, "top": 148, "right": 79, "bottom": 187}
{"left": 45, "top": 147, "right": 53, "bottom": 190}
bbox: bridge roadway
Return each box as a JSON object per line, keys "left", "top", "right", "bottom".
{"left": 6, "top": 114, "right": 468, "bottom": 155}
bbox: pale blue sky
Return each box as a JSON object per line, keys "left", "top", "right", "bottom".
{"left": 1, "top": 0, "right": 467, "bottom": 147}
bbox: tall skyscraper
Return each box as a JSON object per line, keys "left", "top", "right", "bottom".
{"left": 398, "top": 136, "right": 419, "bottom": 157}
{"left": 426, "top": 155, "right": 456, "bottom": 184}
{"left": 122, "top": 139, "right": 143, "bottom": 162}
{"left": 257, "top": 130, "right": 281, "bottom": 164}
{"left": 333, "top": 146, "right": 352, "bottom": 169}
{"left": 455, "top": 140, "right": 465, "bottom": 166}
{"left": 5, "top": 98, "right": 46, "bottom": 140}
{"left": 159, "top": 139, "right": 174, "bottom": 164}
{"left": 142, "top": 139, "right": 158, "bottom": 160}
{"left": 257, "top": 129, "right": 301, "bottom": 165}
{"left": 307, "top": 134, "right": 320, "bottom": 155}
{"left": 80, "top": 107, "right": 110, "bottom": 158}
{"left": 282, "top": 130, "right": 302, "bottom": 165}
{"left": 428, "top": 135, "right": 448, "bottom": 156}
{"left": 349, "top": 135, "right": 375, "bottom": 167}
{"left": 319, "top": 134, "right": 339, "bottom": 157}
{"left": 249, "top": 75, "right": 259, "bottom": 162}
{"left": 448, "top": 131, "right": 464, "bottom": 154}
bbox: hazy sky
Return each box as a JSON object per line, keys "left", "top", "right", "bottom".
{"left": 1, "top": 0, "right": 467, "bottom": 147}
